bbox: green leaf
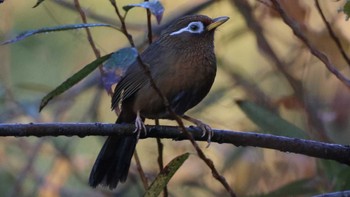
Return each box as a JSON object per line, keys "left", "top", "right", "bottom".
{"left": 249, "top": 178, "right": 317, "bottom": 197}
{"left": 123, "top": 0, "right": 164, "bottom": 24}
{"left": 39, "top": 53, "right": 112, "bottom": 112}
{"left": 144, "top": 153, "right": 190, "bottom": 197}
{"left": 341, "top": 0, "right": 350, "bottom": 21}
{"left": 236, "top": 100, "right": 308, "bottom": 139}
{"left": 33, "top": 0, "right": 45, "bottom": 8}
{"left": 318, "top": 160, "right": 350, "bottom": 190}
{"left": 1, "top": 23, "right": 115, "bottom": 45}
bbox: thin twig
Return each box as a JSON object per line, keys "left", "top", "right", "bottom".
{"left": 155, "top": 119, "right": 164, "bottom": 171}
{"left": 155, "top": 119, "right": 168, "bottom": 197}
{"left": 53, "top": 0, "right": 141, "bottom": 30}
{"left": 145, "top": 0, "right": 153, "bottom": 45}
{"left": 173, "top": 118, "right": 236, "bottom": 197}
{"left": 9, "top": 139, "right": 46, "bottom": 197}
{"left": 110, "top": 1, "right": 135, "bottom": 46}
{"left": 271, "top": 0, "right": 350, "bottom": 88}
{"left": 73, "top": 0, "right": 103, "bottom": 73}
{"left": 145, "top": 4, "right": 167, "bottom": 195}
{"left": 232, "top": 0, "right": 330, "bottom": 142}
{"left": 134, "top": 150, "right": 149, "bottom": 189}
{"left": 156, "top": 138, "right": 164, "bottom": 171}
{"left": 109, "top": 1, "right": 168, "bottom": 108}
{"left": 314, "top": 0, "right": 350, "bottom": 67}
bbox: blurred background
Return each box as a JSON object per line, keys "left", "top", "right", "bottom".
{"left": 1, "top": 0, "right": 350, "bottom": 196}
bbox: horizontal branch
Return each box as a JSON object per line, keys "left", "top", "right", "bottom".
{"left": 0, "top": 123, "right": 349, "bottom": 165}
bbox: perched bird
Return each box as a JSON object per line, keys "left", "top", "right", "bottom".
{"left": 89, "top": 14, "right": 229, "bottom": 189}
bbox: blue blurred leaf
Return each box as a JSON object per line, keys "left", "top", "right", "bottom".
{"left": 102, "top": 47, "right": 138, "bottom": 94}
{"left": 123, "top": 0, "right": 164, "bottom": 24}
{"left": 102, "top": 71, "right": 122, "bottom": 95}
{"left": 103, "top": 47, "right": 138, "bottom": 70}
{"left": 1, "top": 23, "right": 115, "bottom": 45}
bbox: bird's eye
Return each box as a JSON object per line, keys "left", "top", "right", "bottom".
{"left": 189, "top": 24, "right": 199, "bottom": 31}
{"left": 170, "top": 21, "right": 204, "bottom": 36}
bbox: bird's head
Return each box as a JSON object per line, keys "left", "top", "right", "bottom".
{"left": 159, "top": 15, "right": 229, "bottom": 48}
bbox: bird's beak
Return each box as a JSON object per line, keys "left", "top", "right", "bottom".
{"left": 206, "top": 16, "right": 229, "bottom": 31}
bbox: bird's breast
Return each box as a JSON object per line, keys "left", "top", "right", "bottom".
{"left": 133, "top": 51, "right": 217, "bottom": 119}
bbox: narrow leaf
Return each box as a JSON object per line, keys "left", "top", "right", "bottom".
{"left": 123, "top": 0, "right": 164, "bottom": 24}
{"left": 319, "top": 160, "right": 350, "bottom": 190}
{"left": 102, "top": 47, "right": 138, "bottom": 94}
{"left": 144, "top": 153, "right": 190, "bottom": 197}
{"left": 236, "top": 100, "right": 308, "bottom": 139}
{"left": 39, "top": 53, "right": 112, "bottom": 112}
{"left": 33, "top": 0, "right": 45, "bottom": 8}
{"left": 249, "top": 178, "right": 317, "bottom": 197}
{"left": 1, "top": 23, "right": 115, "bottom": 45}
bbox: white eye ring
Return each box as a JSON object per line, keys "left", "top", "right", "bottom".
{"left": 170, "top": 21, "right": 205, "bottom": 36}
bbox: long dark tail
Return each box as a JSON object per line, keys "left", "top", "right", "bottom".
{"left": 89, "top": 113, "right": 137, "bottom": 189}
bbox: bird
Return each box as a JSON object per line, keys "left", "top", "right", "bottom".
{"left": 89, "top": 14, "right": 229, "bottom": 189}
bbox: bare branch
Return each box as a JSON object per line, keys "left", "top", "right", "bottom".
{"left": 134, "top": 150, "right": 149, "bottom": 189}
{"left": 313, "top": 190, "right": 350, "bottom": 197}
{"left": 73, "top": 0, "right": 100, "bottom": 58}
{"left": 315, "top": 0, "right": 350, "bottom": 68}
{"left": 271, "top": 0, "right": 350, "bottom": 88}
{"left": 0, "top": 123, "right": 349, "bottom": 166}
{"left": 231, "top": 0, "right": 330, "bottom": 141}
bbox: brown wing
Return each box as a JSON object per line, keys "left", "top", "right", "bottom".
{"left": 111, "top": 66, "right": 148, "bottom": 110}
{"left": 111, "top": 42, "right": 163, "bottom": 110}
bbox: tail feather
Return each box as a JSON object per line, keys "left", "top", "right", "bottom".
{"left": 89, "top": 135, "right": 137, "bottom": 189}
{"left": 89, "top": 105, "right": 138, "bottom": 189}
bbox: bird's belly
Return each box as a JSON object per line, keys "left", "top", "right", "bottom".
{"left": 133, "top": 88, "right": 174, "bottom": 120}
{"left": 133, "top": 76, "right": 214, "bottom": 120}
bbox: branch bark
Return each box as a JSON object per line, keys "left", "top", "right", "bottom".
{"left": 1, "top": 123, "right": 349, "bottom": 165}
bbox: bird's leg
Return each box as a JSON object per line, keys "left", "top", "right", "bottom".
{"left": 182, "top": 115, "right": 213, "bottom": 146}
{"left": 134, "top": 111, "right": 147, "bottom": 140}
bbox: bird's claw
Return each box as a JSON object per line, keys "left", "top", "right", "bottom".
{"left": 134, "top": 112, "right": 147, "bottom": 139}
{"left": 196, "top": 121, "right": 213, "bottom": 147}
{"left": 182, "top": 115, "right": 214, "bottom": 147}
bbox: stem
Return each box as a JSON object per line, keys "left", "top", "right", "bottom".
{"left": 73, "top": 0, "right": 103, "bottom": 73}
{"left": 134, "top": 150, "right": 148, "bottom": 189}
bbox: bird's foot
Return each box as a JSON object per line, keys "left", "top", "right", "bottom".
{"left": 182, "top": 115, "right": 213, "bottom": 147}
{"left": 134, "top": 111, "right": 146, "bottom": 140}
